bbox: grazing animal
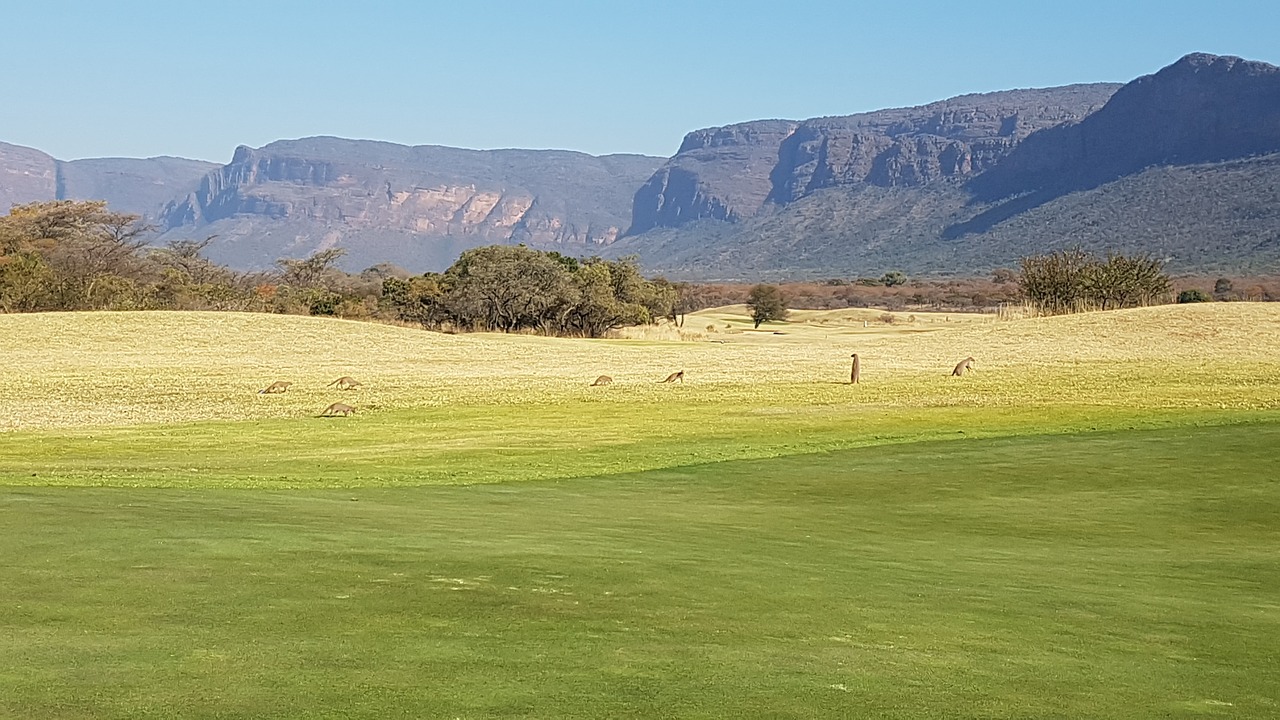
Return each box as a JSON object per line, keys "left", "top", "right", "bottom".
{"left": 850, "top": 353, "right": 861, "bottom": 384}
{"left": 952, "top": 357, "right": 976, "bottom": 376}
{"left": 327, "top": 376, "right": 361, "bottom": 390}
{"left": 590, "top": 375, "right": 613, "bottom": 386}
{"left": 660, "top": 370, "right": 684, "bottom": 384}
{"left": 320, "top": 402, "right": 356, "bottom": 417}
{"left": 258, "top": 381, "right": 292, "bottom": 394}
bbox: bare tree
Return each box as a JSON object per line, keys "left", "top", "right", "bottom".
{"left": 278, "top": 247, "right": 348, "bottom": 287}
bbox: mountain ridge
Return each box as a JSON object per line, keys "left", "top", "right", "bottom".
{"left": 613, "top": 52, "right": 1280, "bottom": 277}
{"left": 4, "top": 52, "right": 1280, "bottom": 277}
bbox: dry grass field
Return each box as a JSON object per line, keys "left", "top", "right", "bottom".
{"left": 0, "top": 303, "right": 1276, "bottom": 490}
{"left": 0, "top": 303, "right": 1276, "bottom": 432}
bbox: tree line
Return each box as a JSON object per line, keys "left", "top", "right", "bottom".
{"left": 0, "top": 200, "right": 689, "bottom": 337}
{"left": 4, "top": 201, "right": 1265, "bottom": 330}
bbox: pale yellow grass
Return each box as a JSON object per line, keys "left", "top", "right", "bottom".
{"left": 1, "top": 304, "right": 1278, "bottom": 431}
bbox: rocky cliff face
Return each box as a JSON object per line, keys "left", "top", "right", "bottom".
{"left": 627, "top": 84, "right": 1120, "bottom": 235}
{"left": 970, "top": 53, "right": 1280, "bottom": 200}
{"left": 160, "top": 138, "right": 662, "bottom": 270}
{"left": 630, "top": 120, "right": 799, "bottom": 232}
{"left": 613, "top": 53, "right": 1280, "bottom": 278}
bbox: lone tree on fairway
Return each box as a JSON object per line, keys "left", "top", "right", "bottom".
{"left": 747, "top": 284, "right": 788, "bottom": 328}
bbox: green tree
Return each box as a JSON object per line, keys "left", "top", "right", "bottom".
{"left": 1019, "top": 249, "right": 1096, "bottom": 315}
{"left": 444, "top": 245, "right": 575, "bottom": 332}
{"left": 1214, "top": 277, "right": 1234, "bottom": 299}
{"left": 881, "top": 270, "right": 907, "bottom": 287}
{"left": 1020, "top": 249, "right": 1171, "bottom": 315}
{"left": 561, "top": 261, "right": 642, "bottom": 338}
{"left": 746, "top": 284, "right": 788, "bottom": 328}
{"left": 382, "top": 274, "right": 448, "bottom": 327}
{"left": 1087, "top": 253, "right": 1171, "bottom": 310}
{"left": 0, "top": 200, "right": 151, "bottom": 311}
{"left": 0, "top": 252, "right": 56, "bottom": 312}
{"left": 1177, "top": 289, "right": 1212, "bottom": 303}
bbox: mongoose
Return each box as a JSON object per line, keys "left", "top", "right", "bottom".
{"left": 850, "top": 353, "right": 861, "bottom": 384}
{"left": 320, "top": 402, "right": 356, "bottom": 417}
{"left": 952, "top": 357, "right": 976, "bottom": 376}
{"left": 590, "top": 375, "right": 613, "bottom": 386}
{"left": 327, "top": 376, "right": 361, "bottom": 390}
{"left": 258, "top": 381, "right": 292, "bottom": 394}
{"left": 660, "top": 370, "right": 684, "bottom": 384}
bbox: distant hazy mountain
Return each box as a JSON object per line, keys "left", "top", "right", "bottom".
{"left": 156, "top": 138, "right": 664, "bottom": 271}
{"left": 5, "top": 52, "right": 1280, "bottom": 278}
{"left": 611, "top": 53, "right": 1280, "bottom": 278}
{"left": 1, "top": 138, "right": 662, "bottom": 273}
{"left": 0, "top": 142, "right": 58, "bottom": 210}
{"left": 0, "top": 141, "right": 216, "bottom": 219}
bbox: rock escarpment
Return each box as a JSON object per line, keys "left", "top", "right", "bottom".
{"left": 613, "top": 53, "right": 1280, "bottom": 278}
{"left": 160, "top": 138, "right": 663, "bottom": 270}
{"left": 627, "top": 84, "right": 1120, "bottom": 235}
{"left": 630, "top": 120, "right": 799, "bottom": 231}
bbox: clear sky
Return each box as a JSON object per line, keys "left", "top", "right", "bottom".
{"left": 3, "top": 0, "right": 1277, "bottom": 163}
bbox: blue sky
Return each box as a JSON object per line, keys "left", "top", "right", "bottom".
{"left": 3, "top": 0, "right": 1277, "bottom": 162}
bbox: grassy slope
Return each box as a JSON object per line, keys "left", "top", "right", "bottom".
{"left": 1, "top": 305, "right": 1278, "bottom": 487}
{"left": 2, "top": 423, "right": 1277, "bottom": 718}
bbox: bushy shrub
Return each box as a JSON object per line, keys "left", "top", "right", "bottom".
{"left": 1019, "top": 249, "right": 1171, "bottom": 315}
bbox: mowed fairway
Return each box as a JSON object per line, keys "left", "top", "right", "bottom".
{"left": 1, "top": 305, "right": 1279, "bottom": 718}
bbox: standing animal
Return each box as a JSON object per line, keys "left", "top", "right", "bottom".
{"left": 327, "top": 376, "right": 361, "bottom": 390}
{"left": 590, "top": 375, "right": 613, "bottom": 386}
{"left": 952, "top": 357, "right": 976, "bottom": 376}
{"left": 258, "top": 381, "right": 292, "bottom": 394}
{"left": 660, "top": 370, "right": 684, "bottom": 384}
{"left": 320, "top": 402, "right": 356, "bottom": 417}
{"left": 850, "top": 353, "right": 861, "bottom": 384}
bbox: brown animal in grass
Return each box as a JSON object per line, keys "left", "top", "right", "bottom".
{"left": 660, "top": 370, "right": 684, "bottom": 384}
{"left": 320, "top": 402, "right": 356, "bottom": 417}
{"left": 952, "top": 357, "right": 976, "bottom": 376}
{"left": 850, "top": 353, "right": 861, "bottom": 384}
{"left": 590, "top": 375, "right": 613, "bottom": 386}
{"left": 258, "top": 381, "right": 292, "bottom": 394}
{"left": 327, "top": 376, "right": 362, "bottom": 390}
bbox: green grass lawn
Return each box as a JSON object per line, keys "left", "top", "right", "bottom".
{"left": 3, "top": 421, "right": 1278, "bottom": 719}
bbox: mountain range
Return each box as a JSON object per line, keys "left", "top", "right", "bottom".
{"left": 3, "top": 52, "right": 1279, "bottom": 278}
